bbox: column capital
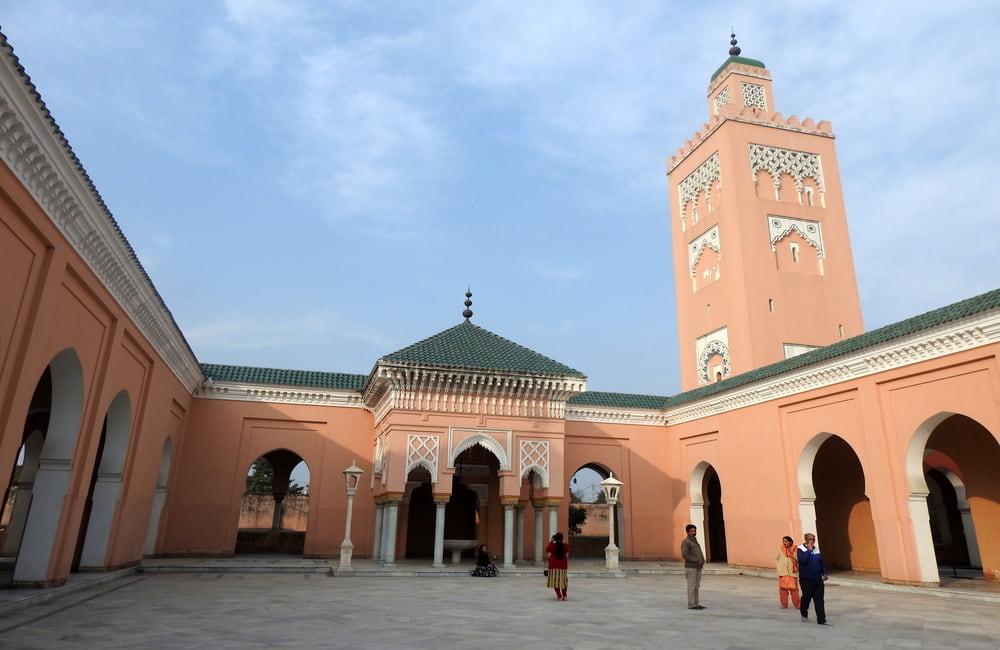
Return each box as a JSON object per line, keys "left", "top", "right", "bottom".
{"left": 514, "top": 502, "right": 527, "bottom": 512}
{"left": 545, "top": 498, "right": 563, "bottom": 508}
{"left": 383, "top": 492, "right": 405, "bottom": 506}
{"left": 532, "top": 501, "right": 546, "bottom": 510}
{"left": 501, "top": 496, "right": 519, "bottom": 507}
{"left": 433, "top": 493, "right": 450, "bottom": 506}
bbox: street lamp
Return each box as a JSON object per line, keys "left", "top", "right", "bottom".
{"left": 599, "top": 475, "right": 624, "bottom": 570}
{"left": 340, "top": 461, "right": 364, "bottom": 569}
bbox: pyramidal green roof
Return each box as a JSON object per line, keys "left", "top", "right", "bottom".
{"left": 380, "top": 321, "right": 585, "bottom": 377}
{"left": 201, "top": 363, "right": 366, "bottom": 390}
{"left": 710, "top": 55, "right": 767, "bottom": 82}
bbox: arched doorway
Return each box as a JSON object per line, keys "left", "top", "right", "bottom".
{"left": 13, "top": 350, "right": 85, "bottom": 586}
{"left": 236, "top": 449, "right": 309, "bottom": 554}
{"left": 443, "top": 445, "right": 500, "bottom": 557}
{"left": 907, "top": 414, "right": 1000, "bottom": 583}
{"left": 801, "top": 434, "right": 880, "bottom": 572}
{"left": 404, "top": 467, "right": 435, "bottom": 558}
{"left": 76, "top": 390, "right": 132, "bottom": 570}
{"left": 690, "top": 462, "right": 727, "bottom": 563}
{"left": 568, "top": 464, "right": 622, "bottom": 558}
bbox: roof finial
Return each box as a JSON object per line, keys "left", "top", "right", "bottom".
{"left": 462, "top": 287, "right": 473, "bottom": 321}
{"left": 729, "top": 30, "right": 741, "bottom": 56}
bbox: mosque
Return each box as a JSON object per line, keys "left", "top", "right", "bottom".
{"left": 0, "top": 29, "right": 998, "bottom": 590}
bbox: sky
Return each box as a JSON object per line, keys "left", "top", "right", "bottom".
{"left": 3, "top": 1, "right": 998, "bottom": 398}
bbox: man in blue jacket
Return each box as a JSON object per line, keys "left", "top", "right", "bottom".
{"left": 797, "top": 533, "right": 831, "bottom": 625}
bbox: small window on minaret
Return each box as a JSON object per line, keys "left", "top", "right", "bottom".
{"left": 706, "top": 304, "right": 711, "bottom": 316}
{"left": 768, "top": 299, "right": 774, "bottom": 312}
{"left": 790, "top": 243, "right": 800, "bottom": 263}
{"left": 839, "top": 324, "right": 845, "bottom": 338}
{"left": 803, "top": 186, "right": 814, "bottom": 206}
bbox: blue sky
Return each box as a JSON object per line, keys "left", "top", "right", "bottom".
{"left": 4, "top": 1, "right": 998, "bottom": 397}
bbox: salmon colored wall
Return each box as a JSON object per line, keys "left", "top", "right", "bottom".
{"left": 0, "top": 160, "right": 194, "bottom": 585}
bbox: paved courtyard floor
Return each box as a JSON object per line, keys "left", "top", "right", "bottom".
{"left": 0, "top": 570, "right": 998, "bottom": 649}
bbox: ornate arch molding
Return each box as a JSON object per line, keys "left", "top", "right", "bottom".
{"left": 448, "top": 429, "right": 511, "bottom": 471}
{"left": 519, "top": 440, "right": 550, "bottom": 488}
{"left": 405, "top": 434, "right": 439, "bottom": 483}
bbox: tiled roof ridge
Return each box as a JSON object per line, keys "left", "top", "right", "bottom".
{"left": 200, "top": 362, "right": 367, "bottom": 389}
{"left": 0, "top": 28, "right": 200, "bottom": 368}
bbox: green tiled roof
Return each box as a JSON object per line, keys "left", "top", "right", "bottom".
{"left": 201, "top": 363, "right": 366, "bottom": 390}
{"left": 568, "top": 391, "right": 669, "bottom": 409}
{"left": 664, "top": 287, "right": 1000, "bottom": 409}
{"left": 380, "top": 321, "right": 585, "bottom": 377}
{"left": 710, "top": 55, "right": 767, "bottom": 82}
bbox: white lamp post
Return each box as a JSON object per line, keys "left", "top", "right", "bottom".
{"left": 340, "top": 461, "right": 364, "bottom": 569}
{"left": 599, "top": 475, "right": 624, "bottom": 570}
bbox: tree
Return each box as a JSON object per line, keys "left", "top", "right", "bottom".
{"left": 568, "top": 504, "right": 588, "bottom": 535}
{"left": 246, "top": 458, "right": 273, "bottom": 495}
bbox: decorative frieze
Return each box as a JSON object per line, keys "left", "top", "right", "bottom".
{"left": 712, "top": 87, "right": 730, "bottom": 115}
{"left": 196, "top": 380, "right": 364, "bottom": 407}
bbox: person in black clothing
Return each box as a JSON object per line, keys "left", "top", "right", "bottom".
{"left": 470, "top": 544, "right": 498, "bottom": 577}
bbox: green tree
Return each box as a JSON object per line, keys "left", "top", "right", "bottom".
{"left": 246, "top": 458, "right": 273, "bottom": 495}
{"left": 568, "top": 504, "right": 588, "bottom": 535}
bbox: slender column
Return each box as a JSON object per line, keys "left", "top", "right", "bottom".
{"left": 371, "top": 499, "right": 384, "bottom": 560}
{"left": 502, "top": 497, "right": 517, "bottom": 569}
{"left": 547, "top": 499, "right": 561, "bottom": 537}
{"left": 514, "top": 502, "right": 527, "bottom": 562}
{"left": 432, "top": 494, "right": 449, "bottom": 568}
{"left": 533, "top": 501, "right": 545, "bottom": 566}
{"left": 382, "top": 493, "right": 403, "bottom": 567}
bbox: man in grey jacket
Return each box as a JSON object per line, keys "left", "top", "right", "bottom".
{"left": 681, "top": 524, "right": 706, "bottom": 610}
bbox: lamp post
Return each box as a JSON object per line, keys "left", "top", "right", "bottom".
{"left": 599, "top": 475, "right": 624, "bottom": 570}
{"left": 340, "top": 461, "right": 364, "bottom": 569}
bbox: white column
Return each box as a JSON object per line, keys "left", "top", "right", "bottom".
{"left": 502, "top": 500, "right": 515, "bottom": 569}
{"left": 547, "top": 501, "right": 560, "bottom": 538}
{"left": 432, "top": 496, "right": 447, "bottom": 568}
{"left": 382, "top": 494, "right": 402, "bottom": 567}
{"left": 515, "top": 504, "right": 526, "bottom": 562}
{"left": 533, "top": 502, "right": 545, "bottom": 566}
{"left": 372, "top": 501, "right": 384, "bottom": 560}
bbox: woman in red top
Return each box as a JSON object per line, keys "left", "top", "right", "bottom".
{"left": 545, "top": 532, "right": 569, "bottom": 600}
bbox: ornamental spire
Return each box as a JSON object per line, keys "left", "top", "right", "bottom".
{"left": 729, "top": 31, "right": 741, "bottom": 56}
{"left": 462, "top": 288, "right": 473, "bottom": 321}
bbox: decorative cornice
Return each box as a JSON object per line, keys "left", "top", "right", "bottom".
{"left": 565, "top": 404, "right": 667, "bottom": 426}
{"left": 362, "top": 361, "right": 586, "bottom": 425}
{"left": 195, "top": 380, "right": 364, "bottom": 408}
{"left": 0, "top": 37, "right": 203, "bottom": 391}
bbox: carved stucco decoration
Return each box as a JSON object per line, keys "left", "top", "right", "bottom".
{"left": 688, "top": 225, "right": 721, "bottom": 277}
{"left": 406, "top": 434, "right": 439, "bottom": 482}
{"left": 713, "top": 86, "right": 730, "bottom": 115}
{"left": 448, "top": 428, "right": 512, "bottom": 472}
{"left": 741, "top": 82, "right": 767, "bottom": 110}
{"left": 677, "top": 152, "right": 721, "bottom": 229}
{"left": 748, "top": 143, "right": 825, "bottom": 195}
{"left": 695, "top": 327, "right": 731, "bottom": 385}
{"left": 768, "top": 216, "right": 824, "bottom": 257}
{"left": 519, "top": 440, "right": 550, "bottom": 488}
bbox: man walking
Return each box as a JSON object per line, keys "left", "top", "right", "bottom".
{"left": 681, "top": 524, "right": 705, "bottom": 610}
{"left": 797, "top": 533, "right": 830, "bottom": 625}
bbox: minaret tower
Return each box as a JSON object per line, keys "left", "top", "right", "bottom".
{"left": 667, "top": 35, "right": 864, "bottom": 391}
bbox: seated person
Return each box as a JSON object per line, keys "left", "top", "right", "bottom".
{"left": 470, "top": 544, "right": 499, "bottom": 577}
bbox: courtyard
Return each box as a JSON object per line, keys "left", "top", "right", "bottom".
{"left": 0, "top": 564, "right": 997, "bottom": 649}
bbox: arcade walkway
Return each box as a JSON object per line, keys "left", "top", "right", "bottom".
{"left": 0, "top": 558, "right": 997, "bottom": 648}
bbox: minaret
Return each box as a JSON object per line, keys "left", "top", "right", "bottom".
{"left": 667, "top": 34, "right": 864, "bottom": 391}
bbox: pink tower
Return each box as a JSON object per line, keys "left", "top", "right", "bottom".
{"left": 667, "top": 34, "right": 864, "bottom": 391}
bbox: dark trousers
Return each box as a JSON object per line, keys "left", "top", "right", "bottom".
{"left": 799, "top": 578, "right": 826, "bottom": 623}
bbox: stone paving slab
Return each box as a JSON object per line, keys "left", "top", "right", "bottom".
{"left": 1, "top": 571, "right": 998, "bottom": 649}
